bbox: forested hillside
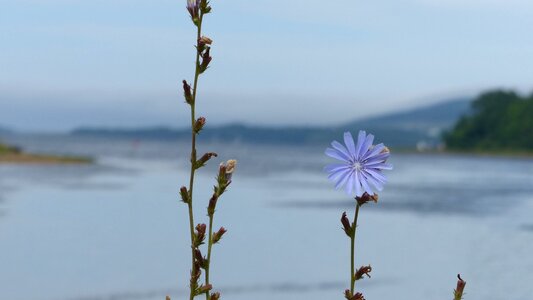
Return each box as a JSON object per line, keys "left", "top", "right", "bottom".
{"left": 444, "top": 90, "right": 533, "bottom": 151}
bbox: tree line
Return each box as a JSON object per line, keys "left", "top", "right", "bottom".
{"left": 444, "top": 89, "right": 533, "bottom": 151}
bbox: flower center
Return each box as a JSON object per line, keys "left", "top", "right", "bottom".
{"left": 352, "top": 162, "right": 362, "bottom": 171}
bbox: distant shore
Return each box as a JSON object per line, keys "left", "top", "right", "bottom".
{"left": 0, "top": 153, "right": 93, "bottom": 164}
{"left": 443, "top": 150, "right": 533, "bottom": 159}
{"left": 393, "top": 148, "right": 533, "bottom": 159}
{"left": 0, "top": 143, "right": 92, "bottom": 164}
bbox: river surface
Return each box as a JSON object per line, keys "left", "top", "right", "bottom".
{"left": 1, "top": 135, "right": 532, "bottom": 300}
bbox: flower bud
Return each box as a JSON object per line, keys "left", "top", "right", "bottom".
{"left": 218, "top": 163, "right": 227, "bottom": 181}
{"left": 218, "top": 159, "right": 237, "bottom": 183}
{"left": 210, "top": 292, "right": 220, "bottom": 300}
{"left": 454, "top": 274, "right": 466, "bottom": 300}
{"left": 195, "top": 152, "right": 217, "bottom": 169}
{"left": 194, "top": 248, "right": 207, "bottom": 269}
{"left": 355, "top": 192, "right": 378, "bottom": 206}
{"left": 354, "top": 265, "right": 372, "bottom": 281}
{"left": 196, "top": 284, "right": 212, "bottom": 295}
{"left": 200, "top": 0, "right": 211, "bottom": 14}
{"left": 196, "top": 223, "right": 206, "bottom": 233}
{"left": 199, "top": 47, "right": 212, "bottom": 73}
{"left": 212, "top": 226, "right": 227, "bottom": 244}
{"left": 344, "top": 289, "right": 352, "bottom": 300}
{"left": 214, "top": 165, "right": 227, "bottom": 192}
{"left": 166, "top": 296, "right": 171, "bottom": 300}
{"left": 194, "top": 117, "right": 206, "bottom": 133}
{"left": 207, "top": 194, "right": 218, "bottom": 216}
{"left": 183, "top": 80, "right": 193, "bottom": 104}
{"left": 197, "top": 36, "right": 213, "bottom": 52}
{"left": 194, "top": 223, "right": 207, "bottom": 246}
{"left": 341, "top": 212, "right": 352, "bottom": 237}
{"left": 225, "top": 159, "right": 237, "bottom": 181}
{"left": 344, "top": 289, "right": 365, "bottom": 300}
{"left": 198, "top": 36, "right": 212, "bottom": 46}
{"left": 353, "top": 292, "right": 365, "bottom": 300}
{"left": 187, "top": 0, "right": 200, "bottom": 25}
{"left": 213, "top": 159, "right": 237, "bottom": 196}
{"left": 180, "top": 186, "right": 190, "bottom": 203}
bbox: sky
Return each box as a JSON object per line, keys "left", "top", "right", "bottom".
{"left": 1, "top": 0, "right": 533, "bottom": 131}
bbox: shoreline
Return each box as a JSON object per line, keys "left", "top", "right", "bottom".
{"left": 0, "top": 153, "right": 93, "bottom": 164}
{"left": 0, "top": 142, "right": 92, "bottom": 165}
{"left": 391, "top": 149, "right": 533, "bottom": 159}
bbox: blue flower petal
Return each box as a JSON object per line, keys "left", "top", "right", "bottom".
{"left": 324, "top": 164, "right": 349, "bottom": 173}
{"left": 359, "top": 134, "right": 375, "bottom": 158}
{"left": 354, "top": 130, "right": 366, "bottom": 160}
{"left": 359, "top": 173, "right": 373, "bottom": 195}
{"left": 365, "top": 152, "right": 390, "bottom": 164}
{"left": 327, "top": 168, "right": 348, "bottom": 180}
{"left": 363, "top": 172, "right": 384, "bottom": 191}
{"left": 364, "top": 168, "right": 387, "bottom": 184}
{"left": 362, "top": 143, "right": 384, "bottom": 161}
{"left": 343, "top": 132, "right": 357, "bottom": 158}
{"left": 325, "top": 148, "right": 350, "bottom": 162}
{"left": 346, "top": 172, "right": 355, "bottom": 195}
{"left": 364, "top": 161, "right": 393, "bottom": 170}
{"left": 335, "top": 169, "right": 353, "bottom": 189}
{"left": 331, "top": 141, "right": 352, "bottom": 161}
{"left": 354, "top": 170, "right": 362, "bottom": 196}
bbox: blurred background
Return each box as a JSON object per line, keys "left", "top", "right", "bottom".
{"left": 1, "top": 1, "right": 532, "bottom": 300}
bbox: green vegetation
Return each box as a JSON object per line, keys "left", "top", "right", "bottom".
{"left": 444, "top": 90, "right": 533, "bottom": 152}
{"left": 0, "top": 143, "right": 21, "bottom": 155}
{"left": 0, "top": 141, "right": 92, "bottom": 164}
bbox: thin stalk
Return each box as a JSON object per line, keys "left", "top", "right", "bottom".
{"left": 186, "top": 200, "right": 195, "bottom": 300}
{"left": 187, "top": 13, "right": 204, "bottom": 300}
{"left": 350, "top": 204, "right": 361, "bottom": 294}
{"left": 205, "top": 214, "right": 214, "bottom": 300}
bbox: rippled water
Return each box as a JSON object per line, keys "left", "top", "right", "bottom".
{"left": 0, "top": 135, "right": 532, "bottom": 300}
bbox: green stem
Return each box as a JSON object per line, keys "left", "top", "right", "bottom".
{"left": 350, "top": 204, "right": 361, "bottom": 295}
{"left": 188, "top": 13, "right": 204, "bottom": 300}
{"left": 187, "top": 202, "right": 195, "bottom": 300}
{"left": 205, "top": 214, "right": 214, "bottom": 300}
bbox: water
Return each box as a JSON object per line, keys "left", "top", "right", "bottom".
{"left": 1, "top": 135, "right": 532, "bottom": 300}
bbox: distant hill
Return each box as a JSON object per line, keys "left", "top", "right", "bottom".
{"left": 338, "top": 98, "right": 471, "bottom": 147}
{"left": 72, "top": 125, "right": 337, "bottom": 144}
{"left": 343, "top": 98, "right": 471, "bottom": 133}
{"left": 0, "top": 125, "right": 13, "bottom": 137}
{"left": 71, "top": 98, "right": 472, "bottom": 148}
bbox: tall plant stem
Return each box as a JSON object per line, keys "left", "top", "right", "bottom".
{"left": 205, "top": 214, "right": 214, "bottom": 300}
{"left": 350, "top": 204, "right": 361, "bottom": 294}
{"left": 187, "top": 13, "right": 204, "bottom": 300}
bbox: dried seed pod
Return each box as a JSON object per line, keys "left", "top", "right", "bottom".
{"left": 341, "top": 212, "right": 352, "bottom": 237}
{"left": 212, "top": 227, "right": 227, "bottom": 244}
{"left": 183, "top": 80, "right": 193, "bottom": 104}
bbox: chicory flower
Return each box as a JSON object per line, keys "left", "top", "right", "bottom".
{"left": 325, "top": 131, "right": 392, "bottom": 196}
